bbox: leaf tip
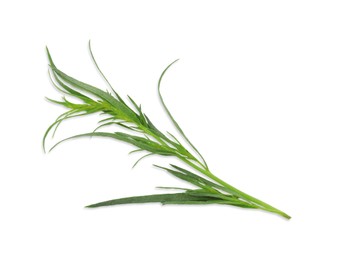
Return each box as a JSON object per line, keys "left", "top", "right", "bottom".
{"left": 46, "top": 46, "right": 56, "bottom": 68}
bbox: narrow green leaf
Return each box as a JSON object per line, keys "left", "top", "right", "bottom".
{"left": 170, "top": 164, "right": 233, "bottom": 194}
{"left": 98, "top": 116, "right": 115, "bottom": 123}
{"left": 129, "top": 149, "right": 142, "bottom": 154}
{"left": 154, "top": 165, "right": 213, "bottom": 191}
{"left": 132, "top": 153, "right": 153, "bottom": 168}
{"left": 157, "top": 59, "right": 209, "bottom": 169}
{"left": 92, "top": 122, "right": 116, "bottom": 133}
{"left": 88, "top": 40, "right": 126, "bottom": 104}
{"left": 49, "top": 131, "right": 174, "bottom": 156}
{"left": 47, "top": 48, "right": 93, "bottom": 103}
{"left": 85, "top": 192, "right": 215, "bottom": 208}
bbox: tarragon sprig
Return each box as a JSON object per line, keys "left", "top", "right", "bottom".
{"left": 43, "top": 43, "right": 290, "bottom": 219}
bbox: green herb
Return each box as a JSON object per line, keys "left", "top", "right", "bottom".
{"left": 43, "top": 42, "right": 290, "bottom": 219}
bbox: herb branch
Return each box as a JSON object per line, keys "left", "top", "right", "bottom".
{"left": 43, "top": 43, "right": 290, "bottom": 219}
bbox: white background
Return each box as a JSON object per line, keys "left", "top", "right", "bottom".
{"left": 1, "top": 1, "right": 337, "bottom": 259}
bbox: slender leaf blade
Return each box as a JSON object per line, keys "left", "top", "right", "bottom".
{"left": 86, "top": 192, "right": 216, "bottom": 208}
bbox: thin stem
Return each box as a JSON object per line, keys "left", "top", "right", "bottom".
{"left": 178, "top": 156, "right": 290, "bottom": 219}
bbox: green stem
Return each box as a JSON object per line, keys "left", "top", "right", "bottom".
{"left": 179, "top": 157, "right": 291, "bottom": 219}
